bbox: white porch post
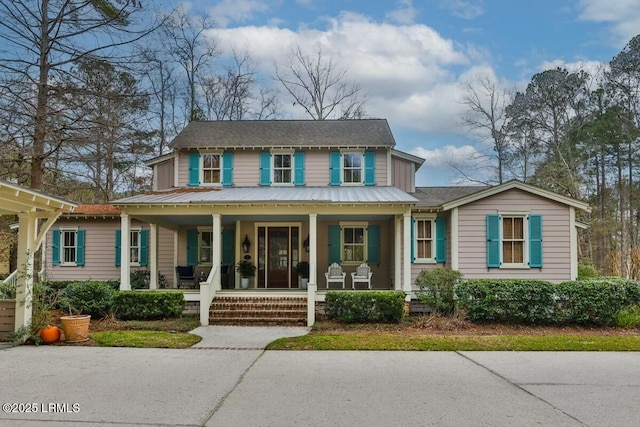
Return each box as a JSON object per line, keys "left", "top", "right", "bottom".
{"left": 212, "top": 214, "right": 221, "bottom": 289}
{"left": 309, "top": 214, "right": 317, "bottom": 287}
{"left": 120, "top": 213, "right": 131, "bottom": 290}
{"left": 14, "top": 212, "right": 37, "bottom": 331}
{"left": 149, "top": 223, "right": 158, "bottom": 290}
{"left": 394, "top": 215, "right": 402, "bottom": 291}
{"left": 403, "top": 211, "right": 412, "bottom": 294}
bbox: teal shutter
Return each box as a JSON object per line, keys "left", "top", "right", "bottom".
{"left": 329, "top": 151, "right": 341, "bottom": 185}
{"left": 529, "top": 214, "right": 543, "bottom": 268}
{"left": 188, "top": 152, "right": 200, "bottom": 186}
{"left": 259, "top": 151, "right": 271, "bottom": 185}
{"left": 140, "top": 229, "right": 149, "bottom": 267}
{"left": 186, "top": 229, "right": 199, "bottom": 266}
{"left": 222, "top": 229, "right": 234, "bottom": 266}
{"left": 294, "top": 151, "right": 305, "bottom": 186}
{"left": 328, "top": 225, "right": 341, "bottom": 264}
{"left": 486, "top": 214, "right": 501, "bottom": 267}
{"left": 52, "top": 229, "right": 60, "bottom": 266}
{"left": 222, "top": 152, "right": 234, "bottom": 186}
{"left": 364, "top": 151, "right": 376, "bottom": 186}
{"left": 76, "top": 230, "right": 85, "bottom": 266}
{"left": 411, "top": 217, "right": 415, "bottom": 262}
{"left": 115, "top": 230, "right": 121, "bottom": 267}
{"left": 435, "top": 217, "right": 446, "bottom": 263}
{"left": 367, "top": 225, "right": 380, "bottom": 265}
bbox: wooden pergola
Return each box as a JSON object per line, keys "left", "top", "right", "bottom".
{"left": 0, "top": 180, "right": 76, "bottom": 332}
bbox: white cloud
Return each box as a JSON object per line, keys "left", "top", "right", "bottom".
{"left": 437, "top": 0, "right": 484, "bottom": 20}
{"left": 208, "top": 0, "right": 270, "bottom": 27}
{"left": 386, "top": 0, "right": 419, "bottom": 25}
{"left": 210, "top": 12, "right": 483, "bottom": 133}
{"left": 537, "top": 59, "right": 609, "bottom": 90}
{"left": 577, "top": 0, "right": 640, "bottom": 46}
{"left": 413, "top": 144, "right": 481, "bottom": 168}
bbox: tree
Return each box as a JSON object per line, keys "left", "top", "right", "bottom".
{"left": 275, "top": 45, "right": 366, "bottom": 120}
{"left": 161, "top": 6, "right": 218, "bottom": 124}
{"left": 0, "top": 0, "right": 159, "bottom": 191}
{"left": 459, "top": 73, "right": 513, "bottom": 184}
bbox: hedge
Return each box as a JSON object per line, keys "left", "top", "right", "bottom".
{"left": 455, "top": 278, "right": 640, "bottom": 326}
{"left": 113, "top": 291, "right": 185, "bottom": 320}
{"left": 325, "top": 291, "right": 405, "bottom": 323}
{"left": 58, "top": 281, "right": 116, "bottom": 318}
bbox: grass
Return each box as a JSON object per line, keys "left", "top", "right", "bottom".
{"left": 91, "top": 330, "right": 201, "bottom": 348}
{"left": 267, "top": 333, "right": 640, "bottom": 351}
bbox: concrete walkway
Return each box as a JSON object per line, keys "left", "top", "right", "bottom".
{"left": 0, "top": 330, "right": 638, "bottom": 426}
{"left": 190, "top": 325, "right": 310, "bottom": 349}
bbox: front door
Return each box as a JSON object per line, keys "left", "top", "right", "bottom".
{"left": 258, "top": 225, "right": 299, "bottom": 288}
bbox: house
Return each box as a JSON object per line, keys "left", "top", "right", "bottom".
{"left": 43, "top": 119, "right": 590, "bottom": 325}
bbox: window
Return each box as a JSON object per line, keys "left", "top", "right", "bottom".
{"left": 115, "top": 229, "right": 148, "bottom": 267}
{"left": 130, "top": 229, "right": 141, "bottom": 265}
{"left": 62, "top": 229, "right": 77, "bottom": 264}
{"left": 273, "top": 153, "right": 292, "bottom": 184}
{"left": 502, "top": 216, "right": 524, "bottom": 264}
{"left": 200, "top": 230, "right": 213, "bottom": 264}
{"left": 415, "top": 219, "right": 434, "bottom": 260}
{"left": 201, "top": 153, "right": 221, "bottom": 184}
{"left": 342, "top": 153, "right": 363, "bottom": 184}
{"left": 342, "top": 224, "right": 366, "bottom": 263}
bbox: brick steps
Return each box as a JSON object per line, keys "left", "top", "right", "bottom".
{"left": 210, "top": 296, "right": 307, "bottom": 326}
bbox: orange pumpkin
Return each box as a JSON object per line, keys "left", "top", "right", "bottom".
{"left": 39, "top": 326, "right": 61, "bottom": 344}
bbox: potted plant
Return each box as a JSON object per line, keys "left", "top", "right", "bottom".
{"left": 58, "top": 283, "right": 92, "bottom": 343}
{"left": 236, "top": 260, "right": 256, "bottom": 289}
{"left": 297, "top": 261, "right": 310, "bottom": 290}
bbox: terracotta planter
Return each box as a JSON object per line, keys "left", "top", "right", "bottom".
{"left": 60, "top": 315, "right": 91, "bottom": 343}
{"left": 39, "top": 326, "right": 61, "bottom": 344}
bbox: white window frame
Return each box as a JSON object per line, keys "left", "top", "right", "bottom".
{"left": 414, "top": 215, "right": 436, "bottom": 263}
{"left": 198, "top": 226, "right": 213, "bottom": 266}
{"left": 271, "top": 150, "right": 294, "bottom": 186}
{"left": 341, "top": 151, "right": 364, "bottom": 186}
{"left": 199, "top": 151, "right": 222, "bottom": 186}
{"left": 129, "top": 227, "right": 141, "bottom": 267}
{"left": 340, "top": 221, "right": 367, "bottom": 265}
{"left": 59, "top": 227, "right": 78, "bottom": 266}
{"left": 500, "top": 212, "right": 529, "bottom": 269}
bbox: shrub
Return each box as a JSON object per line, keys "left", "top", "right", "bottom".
{"left": 577, "top": 263, "right": 599, "bottom": 279}
{"left": 615, "top": 306, "right": 640, "bottom": 329}
{"left": 130, "top": 270, "right": 168, "bottom": 290}
{"left": 325, "top": 291, "right": 405, "bottom": 323}
{"left": 414, "top": 268, "right": 462, "bottom": 315}
{"left": 112, "top": 291, "right": 185, "bottom": 320}
{"left": 58, "top": 281, "right": 116, "bottom": 318}
{"left": 0, "top": 281, "right": 16, "bottom": 299}
{"left": 555, "top": 279, "right": 633, "bottom": 326}
{"left": 455, "top": 279, "right": 556, "bottom": 324}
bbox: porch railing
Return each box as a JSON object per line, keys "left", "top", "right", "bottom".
{"left": 307, "top": 283, "right": 316, "bottom": 326}
{"left": 199, "top": 265, "right": 219, "bottom": 326}
{"left": 1, "top": 270, "right": 17, "bottom": 287}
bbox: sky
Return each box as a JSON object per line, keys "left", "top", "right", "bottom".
{"left": 174, "top": 0, "right": 639, "bottom": 186}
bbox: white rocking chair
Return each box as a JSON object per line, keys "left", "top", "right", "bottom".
{"left": 325, "top": 262, "right": 346, "bottom": 289}
{"left": 351, "top": 263, "right": 372, "bottom": 289}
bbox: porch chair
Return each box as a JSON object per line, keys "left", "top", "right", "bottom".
{"left": 175, "top": 265, "right": 196, "bottom": 289}
{"left": 351, "top": 263, "right": 372, "bottom": 289}
{"left": 325, "top": 262, "right": 346, "bottom": 289}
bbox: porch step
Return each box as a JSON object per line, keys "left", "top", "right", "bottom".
{"left": 209, "top": 296, "right": 307, "bottom": 326}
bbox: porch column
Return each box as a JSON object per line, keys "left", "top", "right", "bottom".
{"left": 14, "top": 212, "right": 37, "bottom": 330}
{"left": 403, "top": 211, "right": 412, "bottom": 293}
{"left": 120, "top": 213, "right": 131, "bottom": 290}
{"left": 212, "top": 214, "right": 221, "bottom": 289}
{"left": 149, "top": 223, "right": 158, "bottom": 290}
{"left": 309, "top": 213, "right": 317, "bottom": 286}
{"left": 394, "top": 215, "right": 402, "bottom": 291}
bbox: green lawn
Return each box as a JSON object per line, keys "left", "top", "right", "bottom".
{"left": 91, "top": 330, "right": 201, "bottom": 348}
{"left": 267, "top": 333, "right": 639, "bottom": 351}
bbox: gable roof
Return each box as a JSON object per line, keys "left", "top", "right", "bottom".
{"left": 440, "top": 180, "right": 591, "bottom": 212}
{"left": 168, "top": 119, "right": 397, "bottom": 150}
{"left": 0, "top": 179, "right": 77, "bottom": 214}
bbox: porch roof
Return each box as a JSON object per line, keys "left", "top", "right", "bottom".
{"left": 113, "top": 186, "right": 418, "bottom": 205}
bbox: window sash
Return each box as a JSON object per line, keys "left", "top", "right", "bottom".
{"left": 343, "top": 226, "right": 365, "bottom": 263}
{"left": 200, "top": 230, "right": 213, "bottom": 264}
{"left": 273, "top": 154, "right": 293, "bottom": 184}
{"left": 62, "top": 230, "right": 77, "bottom": 264}
{"left": 416, "top": 219, "right": 434, "bottom": 259}
{"left": 502, "top": 216, "right": 525, "bottom": 264}
{"left": 130, "top": 231, "right": 140, "bottom": 264}
{"left": 202, "top": 154, "right": 221, "bottom": 184}
{"left": 342, "top": 153, "right": 363, "bottom": 184}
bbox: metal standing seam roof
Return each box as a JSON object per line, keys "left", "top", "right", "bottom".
{"left": 168, "top": 119, "right": 397, "bottom": 149}
{"left": 113, "top": 186, "right": 419, "bottom": 205}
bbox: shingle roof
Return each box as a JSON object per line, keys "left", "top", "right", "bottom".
{"left": 64, "top": 204, "right": 122, "bottom": 215}
{"left": 413, "top": 186, "right": 488, "bottom": 208}
{"left": 113, "top": 186, "right": 418, "bottom": 205}
{"left": 168, "top": 119, "right": 397, "bottom": 149}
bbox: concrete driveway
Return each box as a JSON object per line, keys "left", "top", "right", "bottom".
{"left": 0, "top": 339, "right": 638, "bottom": 426}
